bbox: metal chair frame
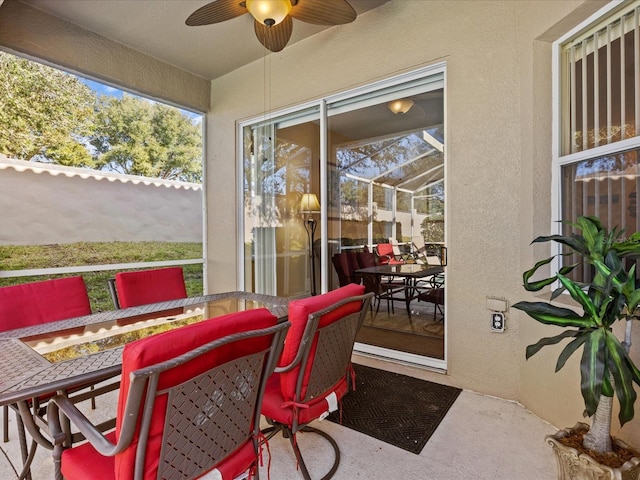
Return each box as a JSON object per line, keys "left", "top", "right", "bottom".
{"left": 262, "top": 293, "right": 373, "bottom": 480}
{"left": 48, "top": 321, "right": 290, "bottom": 480}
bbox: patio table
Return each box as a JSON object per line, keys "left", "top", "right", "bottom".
{"left": 355, "top": 264, "right": 444, "bottom": 318}
{"left": 0, "top": 291, "right": 289, "bottom": 479}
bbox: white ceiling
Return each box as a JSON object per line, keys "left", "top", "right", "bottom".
{"left": 21, "top": 0, "right": 390, "bottom": 80}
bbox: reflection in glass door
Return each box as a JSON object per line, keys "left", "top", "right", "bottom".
{"left": 327, "top": 84, "right": 446, "bottom": 368}
{"left": 241, "top": 108, "right": 320, "bottom": 297}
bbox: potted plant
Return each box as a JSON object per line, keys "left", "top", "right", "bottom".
{"left": 514, "top": 216, "right": 640, "bottom": 479}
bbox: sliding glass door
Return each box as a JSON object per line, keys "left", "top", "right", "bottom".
{"left": 240, "top": 65, "right": 446, "bottom": 368}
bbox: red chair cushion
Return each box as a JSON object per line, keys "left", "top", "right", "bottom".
{"left": 61, "top": 431, "right": 255, "bottom": 480}
{"left": 115, "top": 267, "right": 187, "bottom": 308}
{"left": 0, "top": 276, "right": 91, "bottom": 332}
{"left": 262, "top": 373, "right": 349, "bottom": 426}
{"left": 278, "top": 284, "right": 365, "bottom": 403}
{"left": 376, "top": 244, "right": 403, "bottom": 265}
{"left": 112, "top": 308, "right": 277, "bottom": 479}
{"left": 62, "top": 431, "right": 117, "bottom": 480}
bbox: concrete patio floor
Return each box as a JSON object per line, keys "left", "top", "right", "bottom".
{"left": 0, "top": 356, "right": 558, "bottom": 480}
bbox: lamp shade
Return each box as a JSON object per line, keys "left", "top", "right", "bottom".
{"left": 300, "top": 193, "right": 320, "bottom": 213}
{"left": 246, "top": 0, "right": 292, "bottom": 27}
{"left": 388, "top": 98, "right": 414, "bottom": 115}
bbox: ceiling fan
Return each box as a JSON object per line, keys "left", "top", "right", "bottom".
{"left": 186, "top": 0, "right": 357, "bottom": 52}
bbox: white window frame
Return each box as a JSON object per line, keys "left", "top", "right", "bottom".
{"left": 552, "top": 1, "right": 640, "bottom": 275}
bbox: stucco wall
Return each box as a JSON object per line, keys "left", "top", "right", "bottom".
{"left": 0, "top": 158, "right": 202, "bottom": 245}
{"left": 206, "top": 0, "right": 628, "bottom": 441}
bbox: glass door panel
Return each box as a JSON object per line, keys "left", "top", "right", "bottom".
{"left": 327, "top": 87, "right": 445, "bottom": 363}
{"left": 242, "top": 108, "right": 320, "bottom": 297}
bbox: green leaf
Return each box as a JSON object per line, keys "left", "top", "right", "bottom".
{"left": 525, "top": 330, "right": 580, "bottom": 359}
{"left": 556, "top": 333, "right": 589, "bottom": 371}
{"left": 531, "top": 234, "right": 588, "bottom": 255}
{"left": 605, "top": 332, "right": 638, "bottom": 425}
{"left": 579, "top": 215, "right": 604, "bottom": 233}
{"left": 602, "top": 374, "right": 614, "bottom": 397}
{"left": 579, "top": 217, "right": 603, "bottom": 259}
{"left": 513, "top": 301, "right": 593, "bottom": 328}
{"left": 557, "top": 274, "right": 598, "bottom": 321}
{"left": 580, "top": 329, "right": 606, "bottom": 417}
{"left": 521, "top": 256, "right": 556, "bottom": 292}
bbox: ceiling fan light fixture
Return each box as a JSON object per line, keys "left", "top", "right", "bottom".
{"left": 246, "top": 0, "right": 292, "bottom": 27}
{"left": 388, "top": 99, "right": 414, "bottom": 115}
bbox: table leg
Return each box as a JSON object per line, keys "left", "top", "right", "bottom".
{"left": 405, "top": 278, "right": 418, "bottom": 320}
{"left": 14, "top": 405, "right": 36, "bottom": 480}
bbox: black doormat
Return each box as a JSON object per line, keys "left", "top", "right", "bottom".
{"left": 327, "top": 364, "right": 462, "bottom": 454}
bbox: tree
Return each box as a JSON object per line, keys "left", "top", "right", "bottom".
{"left": 90, "top": 95, "right": 202, "bottom": 182}
{"left": 0, "top": 52, "right": 96, "bottom": 166}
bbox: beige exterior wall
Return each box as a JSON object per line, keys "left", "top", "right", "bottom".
{"left": 4, "top": 0, "right": 640, "bottom": 447}
{"left": 0, "top": 157, "right": 202, "bottom": 245}
{"left": 207, "top": 0, "right": 638, "bottom": 443}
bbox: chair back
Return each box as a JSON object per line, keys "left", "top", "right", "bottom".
{"left": 110, "top": 309, "right": 288, "bottom": 479}
{"left": 411, "top": 235, "right": 426, "bottom": 254}
{"left": 388, "top": 237, "right": 403, "bottom": 257}
{"left": 355, "top": 251, "right": 377, "bottom": 269}
{"left": 114, "top": 267, "right": 187, "bottom": 308}
{"left": 376, "top": 242, "right": 405, "bottom": 265}
{"left": 355, "top": 251, "right": 382, "bottom": 295}
{"left": 277, "top": 284, "right": 370, "bottom": 407}
{"left": 0, "top": 277, "right": 91, "bottom": 332}
{"left": 331, "top": 252, "right": 360, "bottom": 287}
{"left": 107, "top": 278, "right": 120, "bottom": 309}
{"left": 376, "top": 243, "right": 393, "bottom": 258}
{"left": 259, "top": 285, "right": 372, "bottom": 479}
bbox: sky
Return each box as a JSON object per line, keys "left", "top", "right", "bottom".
{"left": 79, "top": 77, "right": 202, "bottom": 122}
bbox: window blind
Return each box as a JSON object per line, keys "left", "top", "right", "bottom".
{"left": 562, "top": 3, "right": 640, "bottom": 155}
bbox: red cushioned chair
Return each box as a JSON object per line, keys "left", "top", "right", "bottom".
{"left": 112, "top": 266, "right": 187, "bottom": 309}
{"left": 261, "top": 284, "right": 373, "bottom": 480}
{"left": 0, "top": 277, "right": 96, "bottom": 477}
{"left": 0, "top": 276, "right": 91, "bottom": 332}
{"left": 48, "top": 308, "right": 290, "bottom": 480}
{"left": 375, "top": 243, "right": 404, "bottom": 265}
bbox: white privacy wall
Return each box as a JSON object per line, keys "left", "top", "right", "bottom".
{"left": 0, "top": 157, "right": 202, "bottom": 246}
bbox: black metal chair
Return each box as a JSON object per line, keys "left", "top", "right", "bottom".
{"left": 355, "top": 251, "right": 404, "bottom": 316}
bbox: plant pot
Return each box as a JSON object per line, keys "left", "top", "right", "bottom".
{"left": 547, "top": 423, "right": 640, "bottom": 480}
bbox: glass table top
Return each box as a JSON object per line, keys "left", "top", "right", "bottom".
{"left": 20, "top": 297, "right": 269, "bottom": 363}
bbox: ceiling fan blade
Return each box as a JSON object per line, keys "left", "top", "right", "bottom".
{"left": 254, "top": 16, "right": 292, "bottom": 52}
{"left": 186, "top": 0, "right": 247, "bottom": 26}
{"left": 290, "top": 0, "right": 356, "bottom": 25}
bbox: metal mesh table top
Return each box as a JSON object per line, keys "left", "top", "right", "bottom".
{"left": 0, "top": 292, "right": 289, "bottom": 405}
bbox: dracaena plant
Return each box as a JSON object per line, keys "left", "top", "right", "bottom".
{"left": 513, "top": 216, "right": 640, "bottom": 454}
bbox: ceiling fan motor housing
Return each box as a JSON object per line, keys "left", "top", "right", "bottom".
{"left": 246, "top": 0, "right": 292, "bottom": 27}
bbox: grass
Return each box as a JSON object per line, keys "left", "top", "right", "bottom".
{"left": 0, "top": 242, "right": 203, "bottom": 312}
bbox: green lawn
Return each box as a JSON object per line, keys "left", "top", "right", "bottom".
{"left": 0, "top": 242, "right": 203, "bottom": 312}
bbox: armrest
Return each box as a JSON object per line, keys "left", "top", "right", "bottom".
{"left": 273, "top": 310, "right": 328, "bottom": 374}
{"left": 273, "top": 332, "right": 312, "bottom": 373}
{"left": 48, "top": 394, "right": 124, "bottom": 457}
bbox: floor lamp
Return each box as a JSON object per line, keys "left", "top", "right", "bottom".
{"left": 300, "top": 193, "right": 320, "bottom": 296}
